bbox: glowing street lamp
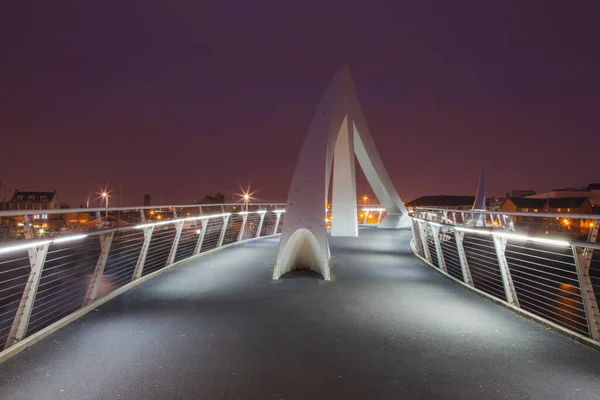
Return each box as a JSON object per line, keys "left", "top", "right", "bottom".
{"left": 96, "top": 186, "right": 112, "bottom": 224}
{"left": 235, "top": 183, "right": 257, "bottom": 212}
{"left": 362, "top": 195, "right": 368, "bottom": 205}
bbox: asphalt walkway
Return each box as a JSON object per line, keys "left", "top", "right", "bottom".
{"left": 1, "top": 229, "right": 599, "bottom": 399}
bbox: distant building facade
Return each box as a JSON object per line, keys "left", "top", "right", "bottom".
{"left": 143, "top": 194, "right": 152, "bottom": 207}
{"left": 526, "top": 183, "right": 600, "bottom": 207}
{"left": 500, "top": 197, "right": 594, "bottom": 235}
{"left": 405, "top": 195, "right": 475, "bottom": 210}
{"left": 505, "top": 190, "right": 536, "bottom": 198}
{"left": 8, "top": 190, "right": 61, "bottom": 211}
{"left": 500, "top": 197, "right": 593, "bottom": 214}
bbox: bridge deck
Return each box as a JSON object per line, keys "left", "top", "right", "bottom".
{"left": 1, "top": 229, "right": 599, "bottom": 399}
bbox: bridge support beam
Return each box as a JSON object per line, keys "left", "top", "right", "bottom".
{"left": 454, "top": 230, "right": 474, "bottom": 286}
{"left": 417, "top": 221, "right": 431, "bottom": 264}
{"left": 217, "top": 215, "right": 230, "bottom": 248}
{"left": 492, "top": 236, "right": 520, "bottom": 306}
{"left": 166, "top": 221, "right": 184, "bottom": 267}
{"left": 255, "top": 211, "right": 266, "bottom": 238}
{"left": 572, "top": 245, "right": 600, "bottom": 341}
{"left": 194, "top": 219, "right": 208, "bottom": 255}
{"left": 83, "top": 231, "right": 114, "bottom": 306}
{"left": 132, "top": 226, "right": 154, "bottom": 281}
{"left": 273, "top": 212, "right": 282, "bottom": 235}
{"left": 331, "top": 116, "right": 358, "bottom": 237}
{"left": 5, "top": 243, "right": 50, "bottom": 349}
{"left": 237, "top": 214, "right": 249, "bottom": 242}
{"left": 430, "top": 225, "right": 447, "bottom": 273}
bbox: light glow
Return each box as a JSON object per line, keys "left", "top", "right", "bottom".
{"left": 0, "top": 233, "right": 88, "bottom": 254}
{"left": 54, "top": 234, "right": 88, "bottom": 243}
{"left": 452, "top": 225, "right": 570, "bottom": 247}
{"left": 0, "top": 240, "right": 53, "bottom": 254}
{"left": 493, "top": 231, "right": 570, "bottom": 247}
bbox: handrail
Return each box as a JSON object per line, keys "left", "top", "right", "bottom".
{"left": 413, "top": 207, "right": 600, "bottom": 221}
{"left": 0, "top": 209, "right": 286, "bottom": 353}
{"left": 409, "top": 215, "right": 600, "bottom": 345}
{"left": 0, "top": 202, "right": 286, "bottom": 218}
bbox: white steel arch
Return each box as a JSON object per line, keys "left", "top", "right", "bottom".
{"left": 273, "top": 66, "right": 409, "bottom": 280}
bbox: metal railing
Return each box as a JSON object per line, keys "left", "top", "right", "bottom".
{"left": 410, "top": 207, "right": 600, "bottom": 344}
{"left": 0, "top": 203, "right": 285, "bottom": 351}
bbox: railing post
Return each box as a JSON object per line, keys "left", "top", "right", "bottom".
{"left": 237, "top": 214, "right": 249, "bottom": 242}
{"left": 492, "top": 236, "right": 520, "bottom": 306}
{"left": 83, "top": 231, "right": 114, "bottom": 306}
{"left": 417, "top": 221, "right": 432, "bottom": 263}
{"left": 166, "top": 221, "right": 184, "bottom": 267}
{"left": 140, "top": 209, "right": 146, "bottom": 223}
{"left": 572, "top": 245, "right": 600, "bottom": 341}
{"left": 4, "top": 242, "right": 50, "bottom": 349}
{"left": 194, "top": 219, "right": 208, "bottom": 255}
{"left": 22, "top": 215, "right": 37, "bottom": 270}
{"left": 273, "top": 212, "right": 282, "bottom": 235}
{"left": 409, "top": 219, "right": 423, "bottom": 257}
{"left": 217, "top": 214, "right": 230, "bottom": 247}
{"left": 95, "top": 211, "right": 103, "bottom": 228}
{"left": 362, "top": 212, "right": 368, "bottom": 225}
{"left": 132, "top": 225, "right": 154, "bottom": 281}
{"left": 376, "top": 210, "right": 383, "bottom": 225}
{"left": 255, "top": 212, "right": 266, "bottom": 238}
{"left": 453, "top": 230, "right": 473, "bottom": 286}
{"left": 430, "top": 225, "right": 447, "bottom": 273}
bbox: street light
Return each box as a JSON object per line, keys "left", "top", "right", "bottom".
{"left": 235, "top": 183, "right": 256, "bottom": 212}
{"left": 362, "top": 195, "right": 368, "bottom": 205}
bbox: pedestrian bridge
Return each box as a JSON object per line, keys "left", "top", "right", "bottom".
{"left": 1, "top": 67, "right": 600, "bottom": 398}
{"left": 0, "top": 213, "right": 599, "bottom": 399}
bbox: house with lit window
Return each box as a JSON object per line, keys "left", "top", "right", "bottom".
{"left": 8, "top": 190, "right": 61, "bottom": 214}
{"left": 499, "top": 197, "right": 594, "bottom": 235}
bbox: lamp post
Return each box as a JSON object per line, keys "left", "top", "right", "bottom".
{"left": 101, "top": 191, "right": 108, "bottom": 224}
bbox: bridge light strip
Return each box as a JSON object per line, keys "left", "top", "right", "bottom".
{"left": 135, "top": 210, "right": 283, "bottom": 229}
{"left": 0, "top": 233, "right": 89, "bottom": 255}
{"left": 54, "top": 234, "right": 89, "bottom": 243}
{"left": 452, "top": 226, "right": 570, "bottom": 247}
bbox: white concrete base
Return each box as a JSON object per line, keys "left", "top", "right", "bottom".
{"left": 273, "top": 229, "right": 331, "bottom": 280}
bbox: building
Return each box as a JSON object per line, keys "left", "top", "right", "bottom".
{"left": 505, "top": 190, "right": 536, "bottom": 198}
{"left": 405, "top": 195, "right": 475, "bottom": 210}
{"left": 143, "top": 194, "right": 151, "bottom": 207}
{"left": 499, "top": 197, "right": 594, "bottom": 235}
{"left": 526, "top": 183, "right": 600, "bottom": 207}
{"left": 8, "top": 190, "right": 61, "bottom": 211}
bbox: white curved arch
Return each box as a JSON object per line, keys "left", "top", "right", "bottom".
{"left": 273, "top": 229, "right": 331, "bottom": 280}
{"left": 274, "top": 66, "right": 409, "bottom": 280}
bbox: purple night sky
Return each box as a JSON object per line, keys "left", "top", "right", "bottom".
{"left": 1, "top": 1, "right": 598, "bottom": 207}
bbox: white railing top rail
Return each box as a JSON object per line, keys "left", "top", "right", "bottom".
{"left": 0, "top": 202, "right": 286, "bottom": 218}
{"left": 413, "top": 207, "right": 600, "bottom": 221}
{"left": 0, "top": 209, "right": 286, "bottom": 253}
